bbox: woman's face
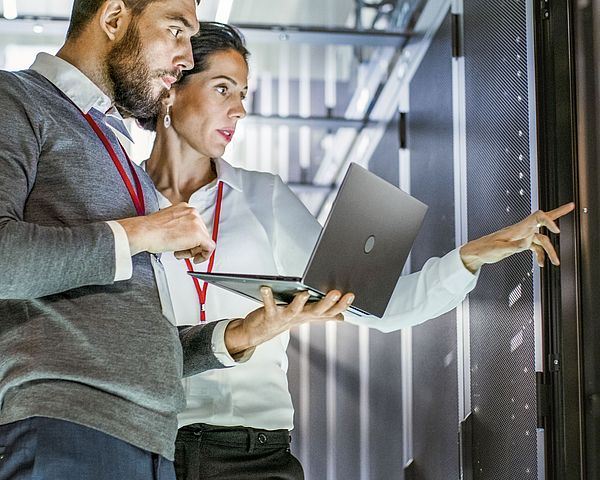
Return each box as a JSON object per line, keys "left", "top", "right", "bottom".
{"left": 170, "top": 49, "right": 248, "bottom": 158}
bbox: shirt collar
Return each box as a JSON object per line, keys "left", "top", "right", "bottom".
{"left": 214, "top": 158, "right": 243, "bottom": 192}
{"left": 30, "top": 52, "right": 134, "bottom": 142}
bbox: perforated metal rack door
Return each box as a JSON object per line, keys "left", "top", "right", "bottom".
{"left": 408, "top": 11, "right": 460, "bottom": 480}
{"left": 463, "top": 1, "right": 538, "bottom": 479}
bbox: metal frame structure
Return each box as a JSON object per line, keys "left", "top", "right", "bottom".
{"left": 573, "top": 0, "right": 600, "bottom": 477}
{"left": 0, "top": 18, "right": 411, "bottom": 46}
{"left": 533, "top": 0, "right": 586, "bottom": 478}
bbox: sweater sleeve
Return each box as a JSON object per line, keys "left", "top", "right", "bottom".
{"left": 0, "top": 72, "right": 117, "bottom": 299}
{"left": 178, "top": 321, "right": 231, "bottom": 377}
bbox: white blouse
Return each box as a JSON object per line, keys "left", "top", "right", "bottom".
{"left": 157, "top": 158, "right": 478, "bottom": 430}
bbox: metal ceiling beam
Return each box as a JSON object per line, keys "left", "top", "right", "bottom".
{"left": 0, "top": 16, "right": 411, "bottom": 46}
{"left": 0, "top": 17, "right": 69, "bottom": 37}
{"left": 247, "top": 114, "right": 370, "bottom": 129}
{"left": 233, "top": 23, "right": 411, "bottom": 46}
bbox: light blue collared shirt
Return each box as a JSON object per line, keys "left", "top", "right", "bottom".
{"left": 30, "top": 52, "right": 134, "bottom": 142}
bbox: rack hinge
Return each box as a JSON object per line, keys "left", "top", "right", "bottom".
{"left": 541, "top": 0, "right": 550, "bottom": 20}
{"left": 536, "top": 371, "right": 551, "bottom": 427}
{"left": 451, "top": 13, "right": 463, "bottom": 58}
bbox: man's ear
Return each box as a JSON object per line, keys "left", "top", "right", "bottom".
{"left": 98, "top": 0, "right": 130, "bottom": 41}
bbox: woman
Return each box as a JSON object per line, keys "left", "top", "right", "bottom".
{"left": 140, "top": 22, "right": 570, "bottom": 480}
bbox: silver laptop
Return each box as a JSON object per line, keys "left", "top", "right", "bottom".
{"left": 189, "top": 163, "right": 428, "bottom": 317}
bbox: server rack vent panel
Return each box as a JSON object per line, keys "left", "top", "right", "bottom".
{"left": 463, "top": 1, "right": 538, "bottom": 479}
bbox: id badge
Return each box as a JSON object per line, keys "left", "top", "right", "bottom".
{"left": 150, "top": 253, "right": 177, "bottom": 326}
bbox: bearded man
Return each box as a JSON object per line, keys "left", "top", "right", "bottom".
{"left": 0, "top": 0, "right": 340, "bottom": 478}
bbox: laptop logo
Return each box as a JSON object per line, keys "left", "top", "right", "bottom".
{"left": 364, "top": 235, "right": 376, "bottom": 254}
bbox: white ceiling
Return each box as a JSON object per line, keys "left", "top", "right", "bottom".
{"left": 1, "top": 0, "right": 354, "bottom": 26}
{"left": 0, "top": 0, "right": 359, "bottom": 80}
{"left": 0, "top": 0, "right": 443, "bottom": 198}
{"left": 228, "top": 0, "right": 352, "bottom": 27}
{"left": 1, "top": 0, "right": 72, "bottom": 17}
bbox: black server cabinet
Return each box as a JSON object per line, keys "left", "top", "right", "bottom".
{"left": 406, "top": 1, "right": 543, "bottom": 479}
{"left": 573, "top": 1, "right": 600, "bottom": 476}
{"left": 535, "top": 0, "right": 598, "bottom": 478}
{"left": 286, "top": 0, "right": 597, "bottom": 478}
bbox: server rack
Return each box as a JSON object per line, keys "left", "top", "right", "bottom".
{"left": 535, "top": 0, "right": 598, "bottom": 478}
{"left": 287, "top": 1, "right": 594, "bottom": 478}
{"left": 573, "top": 1, "right": 600, "bottom": 476}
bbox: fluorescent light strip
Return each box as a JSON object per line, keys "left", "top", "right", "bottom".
{"left": 278, "top": 43, "right": 290, "bottom": 117}
{"left": 3, "top": 0, "right": 17, "bottom": 20}
{"left": 326, "top": 322, "right": 337, "bottom": 480}
{"left": 215, "top": 0, "right": 233, "bottom": 24}
{"left": 299, "top": 45, "right": 311, "bottom": 170}
{"left": 298, "top": 324, "right": 311, "bottom": 475}
{"left": 325, "top": 45, "right": 337, "bottom": 109}
{"left": 359, "top": 325, "right": 370, "bottom": 480}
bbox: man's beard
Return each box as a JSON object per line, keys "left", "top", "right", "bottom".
{"left": 106, "top": 22, "right": 178, "bottom": 118}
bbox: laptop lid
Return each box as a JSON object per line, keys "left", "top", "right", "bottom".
{"left": 300, "top": 163, "right": 428, "bottom": 317}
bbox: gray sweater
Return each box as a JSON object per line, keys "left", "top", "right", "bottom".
{"left": 0, "top": 69, "right": 224, "bottom": 460}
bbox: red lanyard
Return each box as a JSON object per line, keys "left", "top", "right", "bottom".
{"left": 185, "top": 180, "right": 224, "bottom": 323}
{"left": 82, "top": 112, "right": 145, "bottom": 216}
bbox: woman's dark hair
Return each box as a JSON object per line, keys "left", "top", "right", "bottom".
{"left": 137, "top": 21, "right": 250, "bottom": 131}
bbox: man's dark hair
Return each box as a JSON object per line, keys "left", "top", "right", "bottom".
{"left": 66, "top": 0, "right": 201, "bottom": 39}
{"left": 138, "top": 21, "right": 250, "bottom": 131}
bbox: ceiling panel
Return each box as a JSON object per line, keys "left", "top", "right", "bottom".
{"left": 1, "top": 0, "right": 73, "bottom": 17}
{"left": 1, "top": 0, "right": 354, "bottom": 27}
{"left": 229, "top": 0, "right": 353, "bottom": 27}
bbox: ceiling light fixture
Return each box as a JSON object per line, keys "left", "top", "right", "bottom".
{"left": 2, "top": 0, "right": 17, "bottom": 20}
{"left": 356, "top": 88, "right": 371, "bottom": 115}
{"left": 215, "top": 0, "right": 233, "bottom": 24}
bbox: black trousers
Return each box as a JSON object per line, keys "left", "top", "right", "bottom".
{"left": 174, "top": 424, "right": 304, "bottom": 480}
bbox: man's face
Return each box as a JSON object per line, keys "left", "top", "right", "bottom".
{"left": 107, "top": 0, "right": 198, "bottom": 117}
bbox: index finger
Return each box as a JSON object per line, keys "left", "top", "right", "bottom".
{"left": 534, "top": 202, "right": 575, "bottom": 234}
{"left": 191, "top": 243, "right": 215, "bottom": 264}
{"left": 174, "top": 249, "right": 192, "bottom": 260}
{"left": 547, "top": 202, "right": 575, "bottom": 221}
